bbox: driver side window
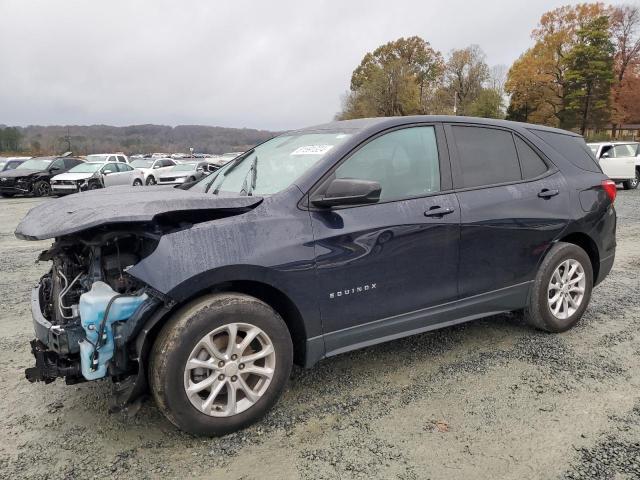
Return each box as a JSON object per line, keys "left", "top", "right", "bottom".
{"left": 102, "top": 163, "right": 118, "bottom": 174}
{"left": 334, "top": 126, "right": 440, "bottom": 202}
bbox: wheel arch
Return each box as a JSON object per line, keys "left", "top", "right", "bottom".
{"left": 557, "top": 232, "right": 600, "bottom": 284}
{"left": 138, "top": 278, "right": 310, "bottom": 368}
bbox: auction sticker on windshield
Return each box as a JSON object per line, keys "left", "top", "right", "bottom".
{"left": 290, "top": 145, "right": 334, "bottom": 156}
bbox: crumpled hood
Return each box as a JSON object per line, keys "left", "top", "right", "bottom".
{"left": 51, "top": 172, "right": 95, "bottom": 181}
{"left": 15, "top": 185, "right": 263, "bottom": 240}
{"left": 0, "top": 169, "right": 43, "bottom": 179}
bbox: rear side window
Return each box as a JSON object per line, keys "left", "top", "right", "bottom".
{"left": 451, "top": 126, "right": 521, "bottom": 188}
{"left": 334, "top": 126, "right": 440, "bottom": 202}
{"left": 117, "top": 163, "right": 132, "bottom": 172}
{"left": 117, "top": 156, "right": 127, "bottom": 163}
{"left": 515, "top": 137, "right": 548, "bottom": 179}
{"left": 531, "top": 130, "right": 601, "bottom": 173}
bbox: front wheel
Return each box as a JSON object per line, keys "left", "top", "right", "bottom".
{"left": 524, "top": 242, "right": 593, "bottom": 333}
{"left": 33, "top": 180, "right": 51, "bottom": 197}
{"left": 149, "top": 293, "right": 293, "bottom": 436}
{"left": 133, "top": 179, "right": 143, "bottom": 186}
{"left": 146, "top": 176, "right": 156, "bottom": 186}
{"left": 622, "top": 168, "right": 639, "bottom": 190}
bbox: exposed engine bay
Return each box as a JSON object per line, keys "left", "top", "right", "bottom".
{"left": 26, "top": 227, "right": 163, "bottom": 401}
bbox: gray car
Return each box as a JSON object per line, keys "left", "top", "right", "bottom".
{"left": 157, "top": 161, "right": 214, "bottom": 185}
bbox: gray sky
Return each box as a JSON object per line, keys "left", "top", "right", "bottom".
{"left": 1, "top": 0, "right": 589, "bottom": 131}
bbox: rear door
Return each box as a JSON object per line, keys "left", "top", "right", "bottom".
{"left": 116, "top": 163, "right": 134, "bottom": 184}
{"left": 309, "top": 124, "right": 460, "bottom": 353}
{"left": 446, "top": 124, "right": 569, "bottom": 299}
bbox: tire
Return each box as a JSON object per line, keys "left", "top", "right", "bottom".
{"left": 0, "top": 193, "right": 15, "bottom": 198}
{"left": 149, "top": 293, "right": 293, "bottom": 436}
{"left": 133, "top": 179, "right": 143, "bottom": 186}
{"left": 622, "top": 168, "right": 639, "bottom": 190}
{"left": 146, "top": 176, "right": 156, "bottom": 186}
{"left": 88, "top": 182, "right": 101, "bottom": 190}
{"left": 524, "top": 242, "right": 593, "bottom": 333}
{"left": 33, "top": 180, "right": 51, "bottom": 197}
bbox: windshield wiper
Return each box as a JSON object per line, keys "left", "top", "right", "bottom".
{"left": 240, "top": 156, "right": 258, "bottom": 196}
{"left": 207, "top": 149, "right": 255, "bottom": 195}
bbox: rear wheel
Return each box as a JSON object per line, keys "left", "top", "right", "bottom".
{"left": 146, "top": 176, "right": 156, "bottom": 186}
{"left": 133, "top": 179, "right": 143, "bottom": 186}
{"left": 622, "top": 168, "right": 639, "bottom": 190}
{"left": 33, "top": 180, "right": 51, "bottom": 197}
{"left": 149, "top": 293, "right": 293, "bottom": 436}
{"left": 524, "top": 242, "right": 593, "bottom": 333}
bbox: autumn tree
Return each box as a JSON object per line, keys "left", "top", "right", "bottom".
{"left": 337, "top": 36, "right": 444, "bottom": 119}
{"left": 506, "top": 3, "right": 609, "bottom": 128}
{"left": 610, "top": 4, "right": 640, "bottom": 135}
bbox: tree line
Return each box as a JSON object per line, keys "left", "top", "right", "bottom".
{"left": 337, "top": 3, "right": 640, "bottom": 138}
{"left": 0, "top": 124, "right": 276, "bottom": 156}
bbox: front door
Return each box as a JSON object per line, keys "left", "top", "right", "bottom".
{"left": 309, "top": 124, "right": 460, "bottom": 354}
{"left": 101, "top": 162, "right": 119, "bottom": 187}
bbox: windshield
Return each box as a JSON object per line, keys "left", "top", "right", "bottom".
{"left": 69, "top": 163, "right": 103, "bottom": 173}
{"left": 131, "top": 159, "right": 155, "bottom": 168}
{"left": 191, "top": 132, "right": 352, "bottom": 195}
{"left": 16, "top": 159, "right": 52, "bottom": 170}
{"left": 173, "top": 163, "right": 198, "bottom": 171}
{"left": 86, "top": 154, "right": 110, "bottom": 162}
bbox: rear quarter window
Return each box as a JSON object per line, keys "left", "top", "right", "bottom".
{"left": 531, "top": 130, "right": 601, "bottom": 173}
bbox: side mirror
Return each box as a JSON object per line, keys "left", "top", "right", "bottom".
{"left": 102, "top": 171, "right": 110, "bottom": 176}
{"left": 601, "top": 152, "right": 610, "bottom": 158}
{"left": 311, "top": 178, "right": 381, "bottom": 208}
{"left": 153, "top": 165, "right": 160, "bottom": 169}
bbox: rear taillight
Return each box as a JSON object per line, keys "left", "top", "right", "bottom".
{"left": 601, "top": 179, "right": 617, "bottom": 203}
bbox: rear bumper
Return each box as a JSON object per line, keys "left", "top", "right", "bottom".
{"left": 595, "top": 252, "right": 615, "bottom": 286}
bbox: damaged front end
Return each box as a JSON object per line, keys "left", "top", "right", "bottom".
{"left": 26, "top": 228, "right": 168, "bottom": 410}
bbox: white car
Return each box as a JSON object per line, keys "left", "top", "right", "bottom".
{"left": 50, "top": 162, "right": 144, "bottom": 195}
{"left": 129, "top": 157, "right": 177, "bottom": 185}
{"left": 85, "top": 153, "right": 129, "bottom": 164}
{"left": 588, "top": 142, "right": 639, "bottom": 189}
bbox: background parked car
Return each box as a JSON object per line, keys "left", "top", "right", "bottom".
{"left": 50, "top": 161, "right": 144, "bottom": 195}
{"left": 85, "top": 153, "right": 129, "bottom": 164}
{"left": 0, "top": 156, "right": 84, "bottom": 197}
{"left": 157, "top": 161, "right": 213, "bottom": 185}
{"left": 588, "top": 141, "right": 638, "bottom": 189}
{"left": 129, "top": 157, "right": 177, "bottom": 185}
{"left": 0, "top": 157, "right": 30, "bottom": 172}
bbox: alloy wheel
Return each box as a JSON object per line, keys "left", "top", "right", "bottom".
{"left": 183, "top": 323, "right": 276, "bottom": 417}
{"left": 36, "top": 182, "right": 51, "bottom": 196}
{"left": 631, "top": 171, "right": 639, "bottom": 188}
{"left": 547, "top": 259, "right": 586, "bottom": 320}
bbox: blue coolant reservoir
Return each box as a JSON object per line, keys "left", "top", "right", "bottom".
{"left": 78, "top": 281, "right": 148, "bottom": 381}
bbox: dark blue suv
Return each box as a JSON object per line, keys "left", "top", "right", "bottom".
{"left": 17, "top": 116, "right": 616, "bottom": 436}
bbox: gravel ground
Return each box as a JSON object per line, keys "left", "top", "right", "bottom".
{"left": 0, "top": 191, "right": 639, "bottom": 480}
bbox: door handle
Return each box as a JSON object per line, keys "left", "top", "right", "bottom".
{"left": 424, "top": 206, "right": 455, "bottom": 218}
{"left": 538, "top": 188, "right": 559, "bottom": 199}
